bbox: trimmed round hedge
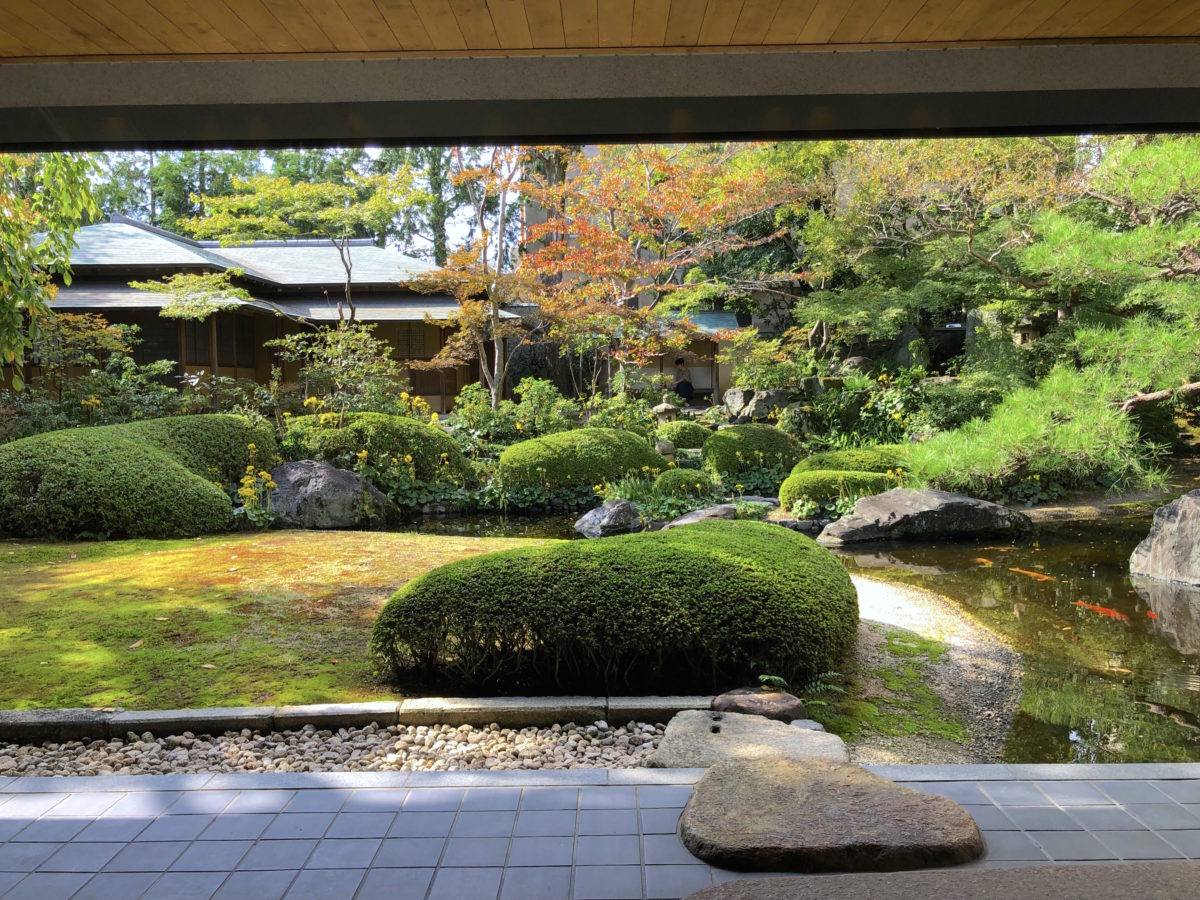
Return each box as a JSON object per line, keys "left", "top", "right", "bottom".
{"left": 701, "top": 424, "right": 800, "bottom": 478}
{"left": 370, "top": 520, "right": 858, "bottom": 691}
{"left": 792, "top": 445, "right": 906, "bottom": 476}
{"left": 497, "top": 427, "right": 666, "bottom": 492}
{"left": 116, "top": 414, "right": 279, "bottom": 483}
{"left": 656, "top": 419, "right": 711, "bottom": 450}
{"left": 282, "top": 412, "right": 470, "bottom": 483}
{"left": 780, "top": 469, "right": 894, "bottom": 510}
{"left": 0, "top": 429, "right": 231, "bottom": 539}
{"left": 653, "top": 467, "right": 717, "bottom": 498}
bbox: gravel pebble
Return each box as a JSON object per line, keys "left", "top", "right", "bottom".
{"left": 0, "top": 721, "right": 665, "bottom": 777}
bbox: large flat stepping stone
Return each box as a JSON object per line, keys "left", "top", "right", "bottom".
{"left": 679, "top": 758, "right": 983, "bottom": 872}
{"left": 648, "top": 710, "right": 848, "bottom": 768}
{"left": 684, "top": 862, "right": 1200, "bottom": 900}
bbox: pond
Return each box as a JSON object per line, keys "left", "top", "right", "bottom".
{"left": 840, "top": 516, "right": 1200, "bottom": 764}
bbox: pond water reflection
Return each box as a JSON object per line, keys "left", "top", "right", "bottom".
{"left": 839, "top": 517, "right": 1200, "bottom": 763}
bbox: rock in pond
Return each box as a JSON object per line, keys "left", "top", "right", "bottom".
{"left": 269, "top": 460, "right": 395, "bottom": 529}
{"left": 1130, "top": 489, "right": 1200, "bottom": 585}
{"left": 818, "top": 488, "right": 1031, "bottom": 546}
{"left": 679, "top": 758, "right": 984, "bottom": 872}
{"left": 661, "top": 504, "right": 738, "bottom": 530}
{"left": 712, "top": 687, "right": 806, "bottom": 722}
{"left": 574, "top": 499, "right": 643, "bottom": 539}
{"left": 648, "top": 709, "right": 848, "bottom": 768}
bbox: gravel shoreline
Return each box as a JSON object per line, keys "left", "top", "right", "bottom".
{"left": 0, "top": 721, "right": 665, "bottom": 778}
{"left": 848, "top": 575, "right": 1023, "bottom": 766}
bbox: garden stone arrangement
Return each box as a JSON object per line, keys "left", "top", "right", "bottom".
{"left": 679, "top": 758, "right": 984, "bottom": 872}
{"left": 269, "top": 459, "right": 394, "bottom": 529}
{"left": 649, "top": 710, "right": 848, "bottom": 768}
{"left": 1130, "top": 488, "right": 1200, "bottom": 585}
{"left": 818, "top": 487, "right": 1033, "bottom": 545}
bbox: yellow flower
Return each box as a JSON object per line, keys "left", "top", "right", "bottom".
{"left": 593, "top": 484, "right": 603, "bottom": 492}
{"left": 404, "top": 454, "right": 413, "bottom": 464}
{"left": 1033, "top": 473, "right": 1040, "bottom": 480}
{"left": 247, "top": 443, "right": 257, "bottom": 452}
{"left": 515, "top": 422, "right": 522, "bottom": 430}
{"left": 735, "top": 484, "right": 744, "bottom": 491}
{"left": 430, "top": 412, "right": 439, "bottom": 424}
{"left": 356, "top": 449, "right": 369, "bottom": 461}
{"left": 695, "top": 483, "right": 702, "bottom": 490}
{"left": 282, "top": 411, "right": 292, "bottom": 419}
{"left": 246, "top": 464, "right": 256, "bottom": 474}
{"left": 891, "top": 412, "right": 902, "bottom": 421}
{"left": 641, "top": 465, "right": 650, "bottom": 472}
{"left": 303, "top": 396, "right": 320, "bottom": 408}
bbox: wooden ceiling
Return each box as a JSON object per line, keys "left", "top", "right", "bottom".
{"left": 3, "top": 1, "right": 1200, "bottom": 61}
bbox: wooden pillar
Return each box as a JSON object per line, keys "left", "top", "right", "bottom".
{"left": 208, "top": 314, "right": 218, "bottom": 377}
{"left": 176, "top": 320, "right": 186, "bottom": 379}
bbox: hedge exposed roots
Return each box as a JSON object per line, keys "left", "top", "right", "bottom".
{"left": 370, "top": 520, "right": 859, "bottom": 692}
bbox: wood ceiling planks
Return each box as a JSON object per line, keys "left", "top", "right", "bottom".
{"left": 4, "top": 0, "right": 1200, "bottom": 60}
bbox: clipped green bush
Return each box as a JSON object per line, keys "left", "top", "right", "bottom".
{"left": 371, "top": 520, "right": 858, "bottom": 691}
{"left": 701, "top": 424, "right": 800, "bottom": 494}
{"left": 792, "top": 445, "right": 906, "bottom": 476}
{"left": 497, "top": 427, "right": 666, "bottom": 493}
{"left": 656, "top": 419, "right": 711, "bottom": 450}
{"left": 116, "top": 414, "right": 279, "bottom": 483}
{"left": 653, "top": 467, "right": 718, "bottom": 498}
{"left": 0, "top": 429, "right": 231, "bottom": 539}
{"left": 780, "top": 469, "right": 894, "bottom": 510}
{"left": 282, "top": 412, "right": 470, "bottom": 483}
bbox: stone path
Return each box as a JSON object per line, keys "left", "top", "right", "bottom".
{"left": 1, "top": 764, "right": 1200, "bottom": 899}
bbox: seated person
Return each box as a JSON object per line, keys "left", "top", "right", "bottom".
{"left": 673, "top": 357, "right": 694, "bottom": 403}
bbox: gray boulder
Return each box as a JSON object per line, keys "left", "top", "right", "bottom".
{"left": 1130, "top": 489, "right": 1200, "bottom": 585}
{"left": 679, "top": 758, "right": 984, "bottom": 873}
{"left": 574, "top": 499, "right": 642, "bottom": 539}
{"left": 1130, "top": 575, "right": 1200, "bottom": 657}
{"left": 662, "top": 504, "right": 738, "bottom": 530}
{"left": 736, "top": 495, "right": 779, "bottom": 507}
{"left": 723, "top": 387, "right": 754, "bottom": 418}
{"left": 269, "top": 460, "right": 395, "bottom": 529}
{"left": 840, "top": 355, "right": 875, "bottom": 375}
{"left": 742, "top": 389, "right": 791, "bottom": 422}
{"left": 818, "top": 488, "right": 1031, "bottom": 546}
{"left": 649, "top": 710, "right": 848, "bottom": 768}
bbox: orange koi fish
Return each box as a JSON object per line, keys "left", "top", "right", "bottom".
{"left": 973, "top": 557, "right": 994, "bottom": 567}
{"left": 1147, "top": 611, "right": 1159, "bottom": 620}
{"left": 1073, "top": 600, "right": 1129, "bottom": 621}
{"left": 1009, "top": 567, "right": 1057, "bottom": 582}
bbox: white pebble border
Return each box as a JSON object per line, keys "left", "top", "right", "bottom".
{"left": 0, "top": 720, "right": 665, "bottom": 777}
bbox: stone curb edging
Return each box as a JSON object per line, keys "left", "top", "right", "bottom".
{"left": 0, "top": 695, "right": 714, "bottom": 744}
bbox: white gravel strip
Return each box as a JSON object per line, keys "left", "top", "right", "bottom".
{"left": 0, "top": 720, "right": 665, "bottom": 777}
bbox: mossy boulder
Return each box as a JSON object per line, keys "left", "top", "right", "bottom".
{"left": 791, "top": 445, "right": 907, "bottom": 477}
{"left": 0, "top": 428, "right": 232, "bottom": 539}
{"left": 780, "top": 470, "right": 894, "bottom": 510}
{"left": 282, "top": 412, "right": 470, "bottom": 484}
{"left": 497, "top": 427, "right": 666, "bottom": 493}
{"left": 370, "top": 520, "right": 859, "bottom": 691}
{"left": 657, "top": 419, "right": 712, "bottom": 450}
{"left": 702, "top": 424, "right": 800, "bottom": 479}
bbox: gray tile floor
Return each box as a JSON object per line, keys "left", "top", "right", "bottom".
{"left": 2, "top": 765, "right": 1200, "bottom": 899}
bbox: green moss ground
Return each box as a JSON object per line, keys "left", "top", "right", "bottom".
{"left": 807, "top": 626, "right": 968, "bottom": 743}
{"left": 0, "top": 531, "right": 547, "bottom": 710}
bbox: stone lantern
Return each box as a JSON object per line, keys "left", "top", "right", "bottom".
{"left": 653, "top": 393, "right": 681, "bottom": 426}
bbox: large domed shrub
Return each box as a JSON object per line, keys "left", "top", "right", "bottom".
{"left": 780, "top": 470, "right": 894, "bottom": 510}
{"left": 0, "top": 429, "right": 232, "bottom": 539}
{"left": 282, "top": 412, "right": 470, "bottom": 483}
{"left": 701, "top": 424, "right": 800, "bottom": 495}
{"left": 497, "top": 427, "right": 666, "bottom": 494}
{"left": 653, "top": 467, "right": 718, "bottom": 498}
{"left": 656, "top": 419, "right": 711, "bottom": 450}
{"left": 370, "top": 520, "right": 858, "bottom": 691}
{"left": 117, "top": 414, "right": 279, "bottom": 482}
{"left": 792, "top": 445, "right": 906, "bottom": 476}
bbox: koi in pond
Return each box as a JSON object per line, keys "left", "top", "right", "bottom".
{"left": 1146, "top": 611, "right": 1159, "bottom": 619}
{"left": 973, "top": 557, "right": 994, "bottom": 566}
{"left": 1009, "top": 567, "right": 1057, "bottom": 582}
{"left": 1073, "top": 600, "right": 1129, "bottom": 620}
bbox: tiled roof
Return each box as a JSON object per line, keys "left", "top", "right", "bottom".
{"left": 66, "top": 219, "right": 437, "bottom": 289}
